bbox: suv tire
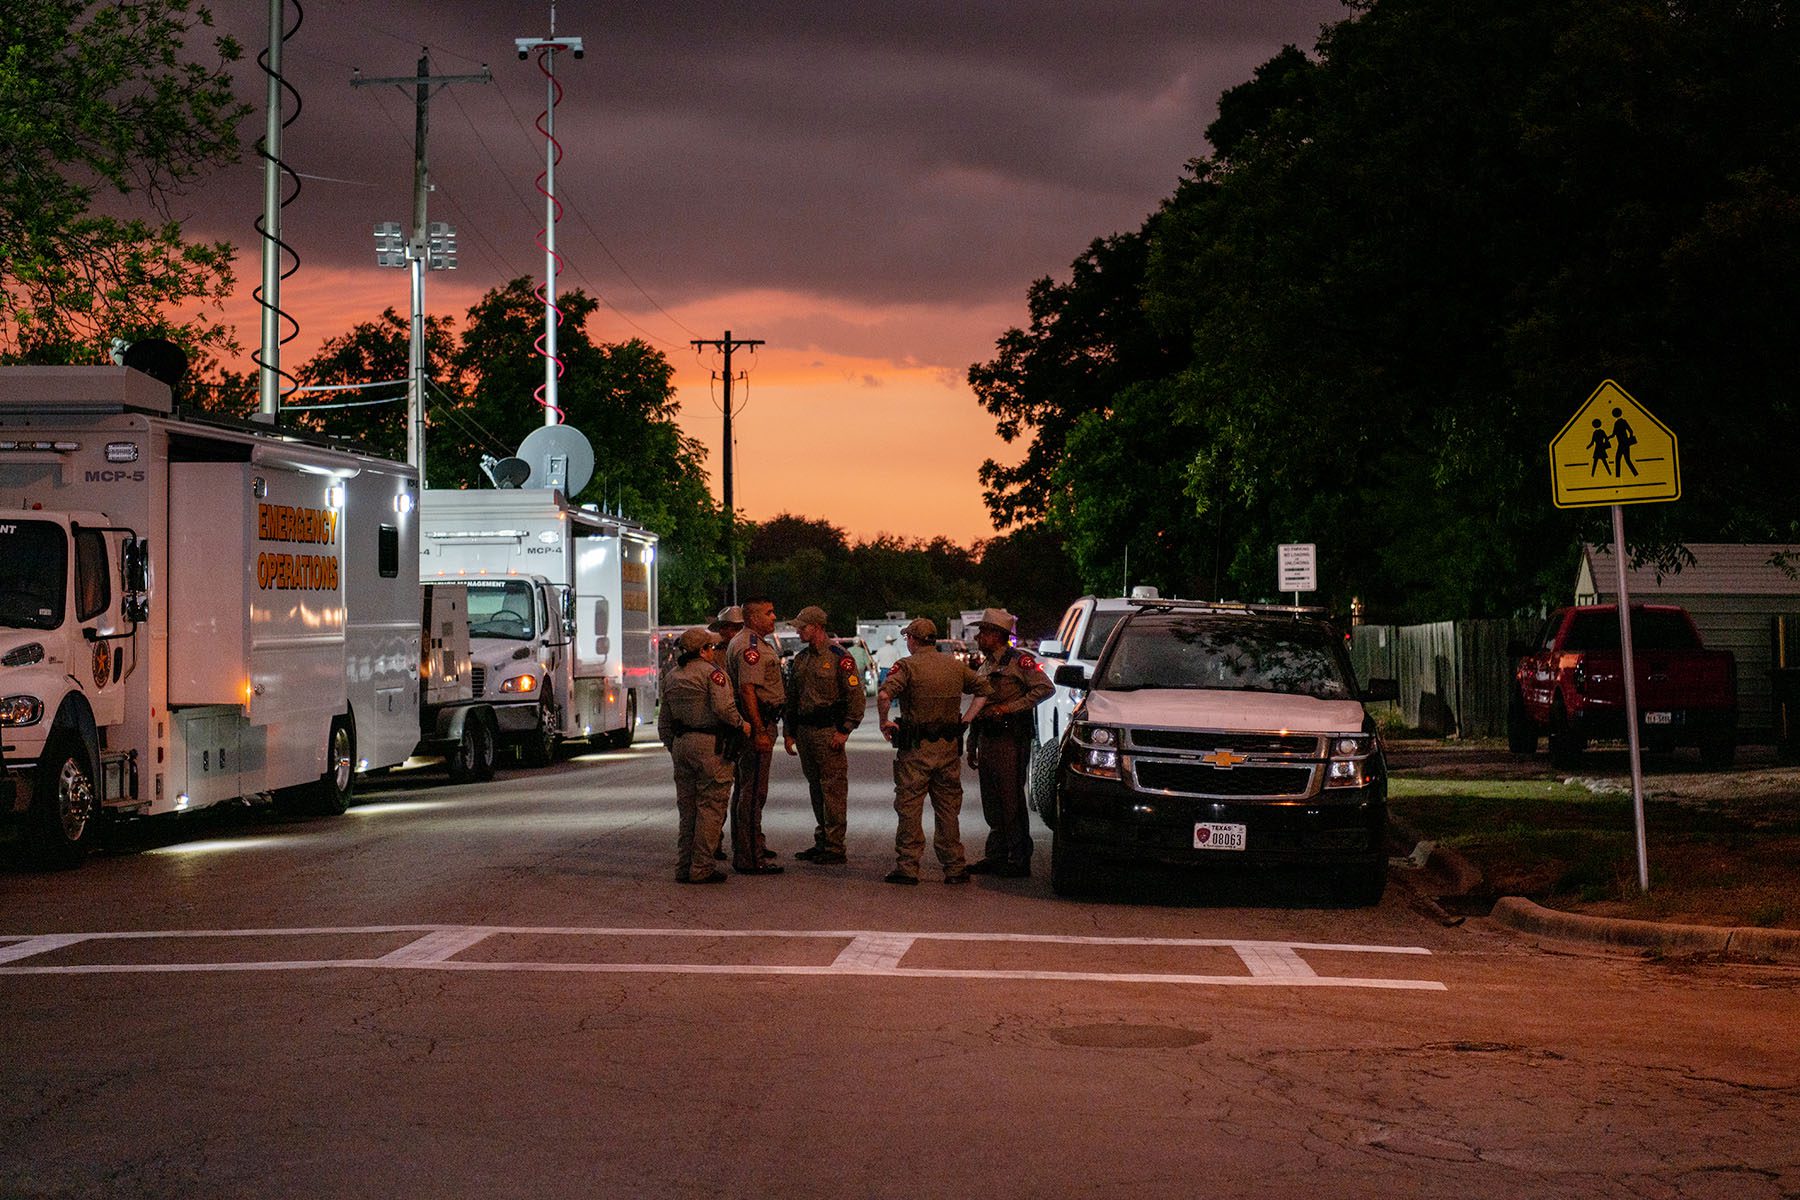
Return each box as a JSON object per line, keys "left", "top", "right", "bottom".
{"left": 1049, "top": 824, "right": 1099, "bottom": 897}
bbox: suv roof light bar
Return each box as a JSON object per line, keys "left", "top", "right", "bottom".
{"left": 1125, "top": 597, "right": 1332, "bottom": 619}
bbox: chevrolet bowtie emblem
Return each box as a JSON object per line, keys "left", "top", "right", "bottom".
{"left": 1201, "top": 749, "right": 1247, "bottom": 768}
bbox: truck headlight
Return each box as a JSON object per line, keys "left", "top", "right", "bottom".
{"left": 2, "top": 643, "right": 45, "bottom": 668}
{"left": 0, "top": 695, "right": 44, "bottom": 726}
{"left": 1325, "top": 735, "right": 1374, "bottom": 788}
{"left": 500, "top": 674, "right": 538, "bottom": 694}
{"left": 1069, "top": 722, "right": 1122, "bottom": 779}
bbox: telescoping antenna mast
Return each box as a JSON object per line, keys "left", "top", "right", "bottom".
{"left": 515, "top": 6, "right": 582, "bottom": 427}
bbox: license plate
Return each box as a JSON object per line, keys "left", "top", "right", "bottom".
{"left": 1194, "top": 822, "right": 1246, "bottom": 851}
{"left": 1644, "top": 711, "right": 1673, "bottom": 725}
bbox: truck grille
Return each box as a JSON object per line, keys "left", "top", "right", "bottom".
{"left": 1127, "top": 729, "right": 1320, "bottom": 757}
{"left": 471, "top": 665, "right": 486, "bottom": 699}
{"left": 1132, "top": 761, "right": 1314, "bottom": 798}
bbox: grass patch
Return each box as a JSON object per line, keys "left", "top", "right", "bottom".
{"left": 1389, "top": 773, "right": 1800, "bottom": 928}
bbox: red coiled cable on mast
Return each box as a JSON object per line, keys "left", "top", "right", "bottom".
{"left": 532, "top": 46, "right": 565, "bottom": 425}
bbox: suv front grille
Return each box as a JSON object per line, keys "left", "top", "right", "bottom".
{"left": 471, "top": 665, "right": 486, "bottom": 699}
{"left": 1127, "top": 729, "right": 1319, "bottom": 756}
{"left": 1132, "top": 760, "right": 1314, "bottom": 798}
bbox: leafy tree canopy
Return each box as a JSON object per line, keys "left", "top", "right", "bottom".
{"left": 1, "top": 1, "right": 246, "bottom": 363}
{"left": 974, "top": 0, "right": 1800, "bottom": 622}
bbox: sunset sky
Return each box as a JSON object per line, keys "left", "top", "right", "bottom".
{"left": 178, "top": 0, "right": 1346, "bottom": 545}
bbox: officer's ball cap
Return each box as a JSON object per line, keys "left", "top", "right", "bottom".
{"left": 708, "top": 604, "right": 744, "bottom": 631}
{"left": 903, "top": 617, "right": 938, "bottom": 640}
{"left": 974, "top": 606, "right": 1017, "bottom": 634}
{"left": 679, "top": 627, "right": 720, "bottom": 653}
{"left": 793, "top": 604, "right": 829, "bottom": 629}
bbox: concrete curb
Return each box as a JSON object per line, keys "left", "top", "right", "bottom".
{"left": 1489, "top": 896, "right": 1800, "bottom": 964}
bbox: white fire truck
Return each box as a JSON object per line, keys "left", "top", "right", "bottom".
{"left": 0, "top": 366, "right": 494, "bottom": 866}
{"left": 419, "top": 488, "right": 659, "bottom": 762}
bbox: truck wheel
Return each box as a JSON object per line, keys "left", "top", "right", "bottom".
{"left": 27, "top": 736, "right": 100, "bottom": 869}
{"left": 1698, "top": 733, "right": 1736, "bottom": 770}
{"left": 1547, "top": 703, "right": 1584, "bottom": 769}
{"left": 1027, "top": 741, "right": 1058, "bottom": 823}
{"left": 1332, "top": 859, "right": 1388, "bottom": 907}
{"left": 1506, "top": 698, "right": 1537, "bottom": 756}
{"left": 309, "top": 717, "right": 357, "bottom": 815}
{"left": 523, "top": 694, "right": 561, "bottom": 767}
{"left": 447, "top": 715, "right": 496, "bottom": 783}
{"left": 1050, "top": 825, "right": 1098, "bottom": 898}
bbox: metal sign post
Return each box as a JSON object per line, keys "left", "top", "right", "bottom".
{"left": 1550, "top": 380, "right": 1680, "bottom": 892}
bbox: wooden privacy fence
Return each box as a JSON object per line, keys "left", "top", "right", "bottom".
{"left": 1350, "top": 619, "right": 1540, "bottom": 738}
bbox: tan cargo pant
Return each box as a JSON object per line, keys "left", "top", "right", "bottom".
{"left": 673, "top": 732, "right": 731, "bottom": 881}
{"left": 892, "top": 737, "right": 967, "bottom": 878}
{"left": 794, "top": 725, "right": 849, "bottom": 856}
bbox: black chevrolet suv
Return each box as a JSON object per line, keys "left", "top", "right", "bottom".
{"left": 1044, "top": 601, "right": 1398, "bottom": 904}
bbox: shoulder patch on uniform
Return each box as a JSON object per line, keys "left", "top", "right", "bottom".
{"left": 1021, "top": 654, "right": 1040, "bottom": 671}
{"left": 711, "top": 669, "right": 729, "bottom": 686}
{"left": 838, "top": 656, "right": 855, "bottom": 672}
{"left": 744, "top": 648, "right": 760, "bottom": 664}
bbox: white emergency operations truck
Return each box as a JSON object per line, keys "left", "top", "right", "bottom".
{"left": 419, "top": 488, "right": 658, "bottom": 762}
{"left": 0, "top": 365, "right": 470, "bottom": 865}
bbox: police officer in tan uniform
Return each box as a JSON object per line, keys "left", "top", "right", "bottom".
{"left": 725, "top": 596, "right": 786, "bottom": 875}
{"left": 876, "top": 617, "right": 993, "bottom": 885}
{"left": 966, "top": 607, "right": 1054, "bottom": 877}
{"left": 785, "top": 605, "right": 865, "bottom": 864}
{"left": 656, "top": 627, "right": 752, "bottom": 884}
{"left": 705, "top": 604, "right": 745, "bottom": 862}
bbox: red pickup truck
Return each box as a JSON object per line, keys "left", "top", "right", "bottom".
{"left": 1508, "top": 604, "right": 1737, "bottom": 769}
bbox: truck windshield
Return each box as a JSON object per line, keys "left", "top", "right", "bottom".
{"left": 1095, "top": 614, "right": 1356, "bottom": 701}
{"left": 464, "top": 579, "right": 538, "bottom": 641}
{"left": 0, "top": 520, "right": 67, "bottom": 631}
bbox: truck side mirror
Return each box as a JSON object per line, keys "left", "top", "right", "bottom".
{"left": 594, "top": 635, "right": 610, "bottom": 659}
{"left": 1053, "top": 664, "right": 1089, "bottom": 690}
{"left": 1362, "top": 677, "right": 1399, "bottom": 702}
{"left": 1038, "top": 638, "right": 1068, "bottom": 660}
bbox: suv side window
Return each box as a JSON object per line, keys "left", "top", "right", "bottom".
{"left": 1056, "top": 604, "right": 1081, "bottom": 650}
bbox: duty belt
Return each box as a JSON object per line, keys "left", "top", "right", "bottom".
{"left": 789, "top": 710, "right": 839, "bottom": 729}
{"left": 896, "top": 720, "right": 963, "bottom": 751}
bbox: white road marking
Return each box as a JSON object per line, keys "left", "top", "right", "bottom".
{"left": 1234, "top": 944, "right": 1319, "bottom": 978}
{"left": 0, "top": 925, "right": 1446, "bottom": 991}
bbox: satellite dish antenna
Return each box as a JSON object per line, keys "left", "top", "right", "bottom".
{"left": 517, "top": 424, "right": 595, "bottom": 496}
{"left": 119, "top": 338, "right": 190, "bottom": 387}
{"left": 490, "top": 457, "right": 531, "bottom": 488}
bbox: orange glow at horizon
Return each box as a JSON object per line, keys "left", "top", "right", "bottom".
{"left": 225, "top": 269, "right": 1022, "bottom": 547}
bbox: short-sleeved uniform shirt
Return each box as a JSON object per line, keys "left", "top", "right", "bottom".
{"left": 785, "top": 642, "right": 867, "bottom": 732}
{"left": 726, "top": 629, "right": 786, "bottom": 714}
{"left": 879, "top": 648, "right": 991, "bottom": 725}
{"left": 657, "top": 656, "right": 744, "bottom": 740}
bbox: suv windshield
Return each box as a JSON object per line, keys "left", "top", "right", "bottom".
{"left": 465, "top": 579, "right": 538, "bottom": 641}
{"left": 0, "top": 520, "right": 67, "bottom": 631}
{"left": 1095, "top": 613, "right": 1356, "bottom": 700}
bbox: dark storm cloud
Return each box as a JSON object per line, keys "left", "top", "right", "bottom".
{"left": 186, "top": 0, "right": 1343, "bottom": 334}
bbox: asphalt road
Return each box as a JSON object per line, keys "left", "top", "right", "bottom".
{"left": 2, "top": 728, "right": 1795, "bottom": 1199}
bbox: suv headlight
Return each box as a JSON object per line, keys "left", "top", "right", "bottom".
{"left": 1069, "top": 722, "right": 1121, "bottom": 779}
{"left": 1, "top": 695, "right": 45, "bottom": 726}
{"left": 1325, "top": 734, "right": 1374, "bottom": 788}
{"left": 500, "top": 673, "right": 538, "bottom": 695}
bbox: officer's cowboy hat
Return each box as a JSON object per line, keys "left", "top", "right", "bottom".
{"left": 708, "top": 605, "right": 744, "bottom": 632}
{"left": 973, "top": 607, "right": 1017, "bottom": 634}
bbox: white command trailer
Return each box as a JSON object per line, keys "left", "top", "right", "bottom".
{"left": 0, "top": 366, "right": 429, "bottom": 865}
{"left": 419, "top": 488, "right": 658, "bottom": 762}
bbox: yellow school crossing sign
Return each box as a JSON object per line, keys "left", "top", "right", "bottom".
{"left": 1550, "top": 380, "right": 1679, "bottom": 507}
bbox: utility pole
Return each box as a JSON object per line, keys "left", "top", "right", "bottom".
{"left": 353, "top": 52, "right": 490, "bottom": 482}
{"left": 690, "top": 330, "right": 764, "bottom": 605}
